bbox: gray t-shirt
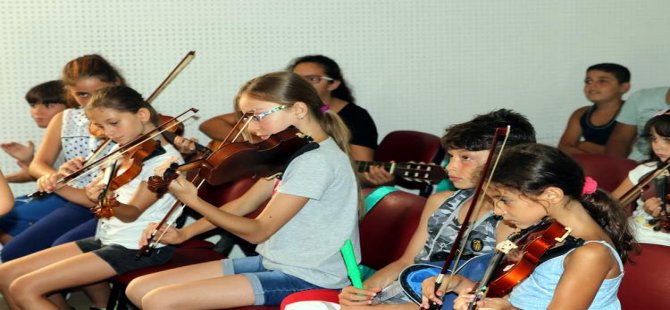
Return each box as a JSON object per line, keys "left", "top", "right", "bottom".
{"left": 257, "top": 137, "right": 360, "bottom": 289}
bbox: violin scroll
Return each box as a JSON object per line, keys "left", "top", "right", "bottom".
{"left": 147, "top": 162, "right": 180, "bottom": 197}
{"left": 92, "top": 194, "right": 120, "bottom": 219}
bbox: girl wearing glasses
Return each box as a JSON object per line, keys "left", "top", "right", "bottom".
{"left": 126, "top": 71, "right": 360, "bottom": 309}
{"left": 199, "top": 56, "right": 381, "bottom": 176}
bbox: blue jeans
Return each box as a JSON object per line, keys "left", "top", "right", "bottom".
{"left": 223, "top": 256, "right": 322, "bottom": 305}
{"left": 0, "top": 195, "right": 68, "bottom": 236}
{"left": 1, "top": 201, "right": 95, "bottom": 261}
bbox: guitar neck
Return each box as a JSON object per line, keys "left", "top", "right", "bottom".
{"left": 354, "top": 160, "right": 447, "bottom": 184}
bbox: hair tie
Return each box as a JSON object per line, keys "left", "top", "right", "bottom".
{"left": 320, "top": 105, "right": 330, "bottom": 113}
{"left": 582, "top": 176, "right": 598, "bottom": 195}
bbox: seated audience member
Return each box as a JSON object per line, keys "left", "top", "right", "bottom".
{"left": 337, "top": 109, "right": 536, "bottom": 309}
{"left": 0, "top": 80, "right": 71, "bottom": 244}
{"left": 611, "top": 111, "right": 670, "bottom": 246}
{"left": 559, "top": 63, "right": 630, "bottom": 156}
{"left": 1, "top": 80, "right": 70, "bottom": 183}
{"left": 606, "top": 85, "right": 670, "bottom": 161}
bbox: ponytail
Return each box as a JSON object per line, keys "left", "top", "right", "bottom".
{"left": 580, "top": 189, "right": 638, "bottom": 262}
{"left": 492, "top": 144, "right": 639, "bottom": 262}
{"left": 320, "top": 110, "right": 352, "bottom": 155}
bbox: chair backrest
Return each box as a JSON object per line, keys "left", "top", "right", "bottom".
{"left": 571, "top": 154, "right": 638, "bottom": 192}
{"left": 375, "top": 130, "right": 444, "bottom": 194}
{"left": 375, "top": 130, "right": 443, "bottom": 163}
{"left": 359, "top": 189, "right": 425, "bottom": 270}
{"left": 618, "top": 243, "right": 670, "bottom": 309}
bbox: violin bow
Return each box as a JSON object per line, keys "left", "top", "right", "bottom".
{"left": 84, "top": 52, "right": 196, "bottom": 168}
{"left": 619, "top": 156, "right": 670, "bottom": 207}
{"left": 428, "top": 126, "right": 510, "bottom": 310}
{"left": 137, "top": 112, "right": 254, "bottom": 257}
{"left": 145, "top": 51, "right": 195, "bottom": 104}
{"left": 28, "top": 108, "right": 199, "bottom": 198}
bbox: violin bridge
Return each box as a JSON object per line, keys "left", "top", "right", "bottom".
{"left": 496, "top": 240, "right": 518, "bottom": 254}
{"left": 554, "top": 227, "right": 572, "bottom": 242}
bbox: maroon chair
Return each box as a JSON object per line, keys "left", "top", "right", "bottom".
{"left": 106, "top": 177, "right": 258, "bottom": 309}
{"left": 359, "top": 189, "right": 426, "bottom": 269}
{"left": 279, "top": 189, "right": 426, "bottom": 308}
{"left": 618, "top": 243, "right": 670, "bottom": 309}
{"left": 374, "top": 130, "right": 444, "bottom": 196}
{"left": 571, "top": 153, "right": 638, "bottom": 193}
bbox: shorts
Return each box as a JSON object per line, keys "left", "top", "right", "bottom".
{"left": 75, "top": 237, "right": 175, "bottom": 275}
{"left": 222, "top": 256, "right": 322, "bottom": 305}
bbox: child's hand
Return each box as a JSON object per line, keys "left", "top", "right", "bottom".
{"left": 643, "top": 197, "right": 663, "bottom": 217}
{"left": 36, "top": 173, "right": 63, "bottom": 192}
{"left": 338, "top": 285, "right": 380, "bottom": 306}
{"left": 140, "top": 222, "right": 184, "bottom": 246}
{"left": 85, "top": 174, "right": 106, "bottom": 202}
{"left": 0, "top": 141, "right": 35, "bottom": 163}
{"left": 58, "top": 156, "right": 86, "bottom": 176}
{"left": 420, "top": 275, "right": 463, "bottom": 308}
{"left": 453, "top": 288, "right": 514, "bottom": 310}
{"left": 362, "top": 164, "right": 395, "bottom": 186}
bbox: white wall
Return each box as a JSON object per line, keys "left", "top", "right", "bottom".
{"left": 2, "top": 0, "right": 669, "bottom": 194}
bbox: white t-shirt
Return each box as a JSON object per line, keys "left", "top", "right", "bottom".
{"left": 627, "top": 162, "right": 670, "bottom": 246}
{"left": 96, "top": 143, "right": 184, "bottom": 249}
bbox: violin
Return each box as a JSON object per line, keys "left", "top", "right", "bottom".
{"left": 618, "top": 157, "right": 670, "bottom": 207}
{"left": 91, "top": 139, "right": 164, "bottom": 218}
{"left": 638, "top": 169, "right": 670, "bottom": 232}
{"left": 149, "top": 126, "right": 316, "bottom": 190}
{"left": 461, "top": 218, "right": 578, "bottom": 310}
{"left": 618, "top": 159, "right": 670, "bottom": 233}
{"left": 138, "top": 125, "right": 317, "bottom": 258}
{"left": 28, "top": 109, "right": 198, "bottom": 198}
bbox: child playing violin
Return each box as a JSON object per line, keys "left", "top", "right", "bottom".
{"left": 335, "top": 109, "right": 535, "bottom": 310}
{"left": 0, "top": 55, "right": 123, "bottom": 256}
{"left": 422, "top": 144, "right": 637, "bottom": 310}
{"left": 612, "top": 110, "right": 670, "bottom": 246}
{"left": 125, "top": 71, "right": 360, "bottom": 309}
{"left": 0, "top": 85, "right": 184, "bottom": 309}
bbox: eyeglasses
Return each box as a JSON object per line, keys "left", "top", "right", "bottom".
{"left": 302, "top": 75, "right": 334, "bottom": 84}
{"left": 241, "top": 105, "right": 288, "bottom": 123}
